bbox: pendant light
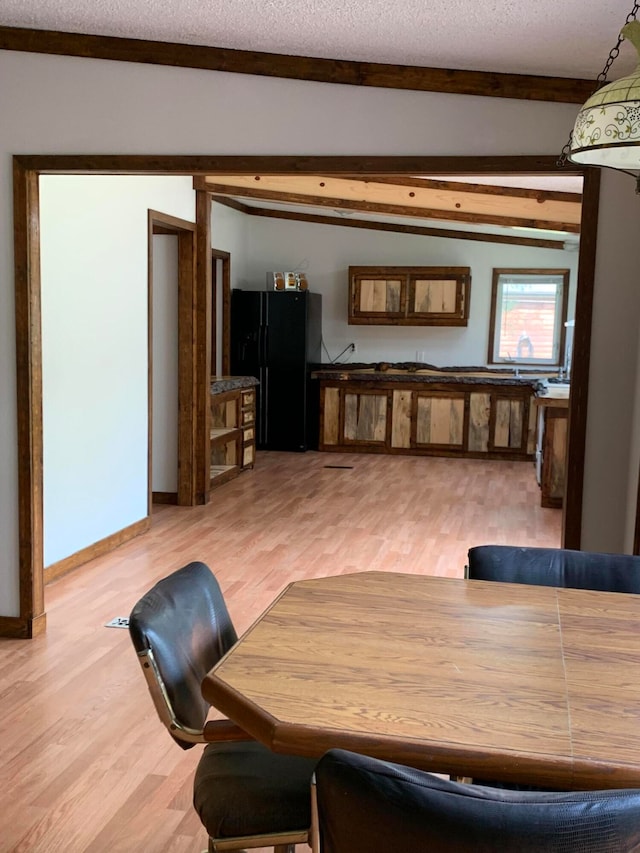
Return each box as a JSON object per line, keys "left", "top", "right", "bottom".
{"left": 563, "top": 3, "right": 640, "bottom": 188}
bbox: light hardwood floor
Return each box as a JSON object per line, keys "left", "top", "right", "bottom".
{"left": 0, "top": 451, "right": 560, "bottom": 852}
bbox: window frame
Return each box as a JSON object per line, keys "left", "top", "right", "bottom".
{"left": 488, "top": 268, "right": 570, "bottom": 367}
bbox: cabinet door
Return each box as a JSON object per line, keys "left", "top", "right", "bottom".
{"left": 541, "top": 408, "right": 568, "bottom": 507}
{"left": 343, "top": 391, "right": 388, "bottom": 444}
{"left": 491, "top": 395, "right": 527, "bottom": 452}
{"left": 414, "top": 392, "right": 466, "bottom": 448}
{"left": 322, "top": 386, "right": 341, "bottom": 446}
{"left": 408, "top": 273, "right": 468, "bottom": 324}
{"left": 468, "top": 392, "right": 491, "bottom": 453}
{"left": 351, "top": 275, "right": 405, "bottom": 322}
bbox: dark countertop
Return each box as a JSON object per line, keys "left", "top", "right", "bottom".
{"left": 311, "top": 362, "right": 547, "bottom": 392}
{"left": 210, "top": 375, "right": 259, "bottom": 395}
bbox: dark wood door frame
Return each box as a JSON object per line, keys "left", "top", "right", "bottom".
{"left": 211, "top": 248, "right": 231, "bottom": 377}
{"left": 149, "top": 211, "right": 197, "bottom": 507}
{"left": 11, "top": 154, "right": 599, "bottom": 638}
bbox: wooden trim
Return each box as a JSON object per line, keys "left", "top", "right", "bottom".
{"left": 0, "top": 25, "right": 596, "bottom": 104}
{"left": 44, "top": 517, "right": 151, "bottom": 584}
{"left": 195, "top": 191, "right": 212, "bottom": 504}
{"left": 13, "top": 159, "right": 45, "bottom": 626}
{"left": 151, "top": 492, "right": 178, "bottom": 505}
{"left": 21, "top": 154, "right": 580, "bottom": 175}
{"left": 212, "top": 195, "right": 567, "bottom": 249}
{"left": 177, "top": 227, "right": 197, "bottom": 505}
{"left": 211, "top": 249, "right": 232, "bottom": 376}
{"left": 148, "top": 209, "right": 196, "bottom": 232}
{"left": 11, "top": 153, "right": 599, "bottom": 639}
{"left": 0, "top": 614, "right": 46, "bottom": 640}
{"left": 147, "top": 213, "right": 154, "bottom": 518}
{"left": 563, "top": 168, "right": 600, "bottom": 549}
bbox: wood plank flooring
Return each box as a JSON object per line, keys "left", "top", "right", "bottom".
{"left": 0, "top": 451, "right": 560, "bottom": 852}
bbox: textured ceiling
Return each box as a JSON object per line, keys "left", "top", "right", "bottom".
{"left": 1, "top": 0, "right": 639, "bottom": 79}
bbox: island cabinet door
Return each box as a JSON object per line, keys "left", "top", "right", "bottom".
{"left": 489, "top": 393, "right": 530, "bottom": 454}
{"left": 343, "top": 390, "right": 390, "bottom": 445}
{"left": 412, "top": 391, "right": 467, "bottom": 450}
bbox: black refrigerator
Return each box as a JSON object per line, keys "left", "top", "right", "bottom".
{"left": 230, "top": 289, "right": 322, "bottom": 451}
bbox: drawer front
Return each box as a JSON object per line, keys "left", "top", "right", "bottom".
{"left": 241, "top": 390, "right": 255, "bottom": 408}
{"left": 243, "top": 443, "right": 255, "bottom": 467}
{"left": 243, "top": 426, "right": 255, "bottom": 442}
{"left": 241, "top": 408, "right": 255, "bottom": 426}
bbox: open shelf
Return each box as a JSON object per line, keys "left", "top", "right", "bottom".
{"left": 209, "top": 381, "right": 257, "bottom": 493}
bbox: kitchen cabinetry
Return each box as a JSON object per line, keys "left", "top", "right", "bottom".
{"left": 210, "top": 377, "right": 258, "bottom": 490}
{"left": 349, "top": 265, "right": 471, "bottom": 326}
{"left": 318, "top": 376, "right": 537, "bottom": 460}
{"left": 534, "top": 391, "right": 569, "bottom": 507}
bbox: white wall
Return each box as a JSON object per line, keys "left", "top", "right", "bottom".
{"left": 211, "top": 201, "right": 249, "bottom": 287}
{"left": 240, "top": 215, "right": 579, "bottom": 366}
{"left": 1, "top": 47, "right": 640, "bottom": 616}
{"left": 40, "top": 175, "right": 195, "bottom": 567}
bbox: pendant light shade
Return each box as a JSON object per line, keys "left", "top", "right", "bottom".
{"left": 569, "top": 20, "right": 640, "bottom": 173}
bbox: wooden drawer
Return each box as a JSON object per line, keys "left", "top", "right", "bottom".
{"left": 241, "top": 389, "right": 255, "bottom": 408}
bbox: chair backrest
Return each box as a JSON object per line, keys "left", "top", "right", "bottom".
{"left": 314, "top": 749, "right": 640, "bottom": 853}
{"left": 129, "top": 561, "right": 238, "bottom": 748}
{"left": 467, "top": 545, "right": 640, "bottom": 593}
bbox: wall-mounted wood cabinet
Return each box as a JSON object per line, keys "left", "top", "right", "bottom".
{"left": 349, "top": 265, "right": 471, "bottom": 326}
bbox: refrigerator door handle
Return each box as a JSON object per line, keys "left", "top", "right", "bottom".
{"left": 261, "top": 366, "right": 268, "bottom": 446}
{"left": 261, "top": 324, "right": 268, "bottom": 366}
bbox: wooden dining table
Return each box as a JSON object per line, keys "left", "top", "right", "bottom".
{"left": 201, "top": 571, "right": 640, "bottom": 790}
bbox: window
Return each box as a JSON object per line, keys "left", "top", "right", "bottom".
{"left": 488, "top": 269, "right": 569, "bottom": 366}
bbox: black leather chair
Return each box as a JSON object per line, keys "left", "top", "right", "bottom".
{"left": 311, "top": 749, "right": 640, "bottom": 853}
{"left": 129, "top": 561, "right": 316, "bottom": 853}
{"left": 466, "top": 544, "right": 640, "bottom": 592}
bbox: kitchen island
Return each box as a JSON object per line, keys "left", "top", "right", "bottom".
{"left": 313, "top": 363, "right": 548, "bottom": 461}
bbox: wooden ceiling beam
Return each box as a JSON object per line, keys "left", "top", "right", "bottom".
{"left": 0, "top": 25, "right": 595, "bottom": 104}
{"left": 201, "top": 176, "right": 580, "bottom": 233}
{"left": 211, "top": 196, "right": 568, "bottom": 249}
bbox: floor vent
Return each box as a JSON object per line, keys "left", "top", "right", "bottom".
{"left": 323, "top": 465, "right": 354, "bottom": 469}
{"left": 105, "top": 616, "right": 130, "bottom": 628}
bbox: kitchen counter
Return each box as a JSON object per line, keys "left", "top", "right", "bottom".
{"left": 312, "top": 362, "right": 547, "bottom": 391}
{"left": 210, "top": 375, "right": 259, "bottom": 395}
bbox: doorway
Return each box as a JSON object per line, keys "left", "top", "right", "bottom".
{"left": 149, "top": 211, "right": 197, "bottom": 507}
{"left": 11, "top": 154, "right": 599, "bottom": 638}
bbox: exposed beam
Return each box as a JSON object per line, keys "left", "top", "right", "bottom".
{"left": 211, "top": 196, "right": 567, "bottom": 249}
{"left": 355, "top": 175, "right": 582, "bottom": 204}
{"left": 0, "top": 25, "right": 596, "bottom": 104}
{"left": 200, "top": 175, "right": 581, "bottom": 233}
